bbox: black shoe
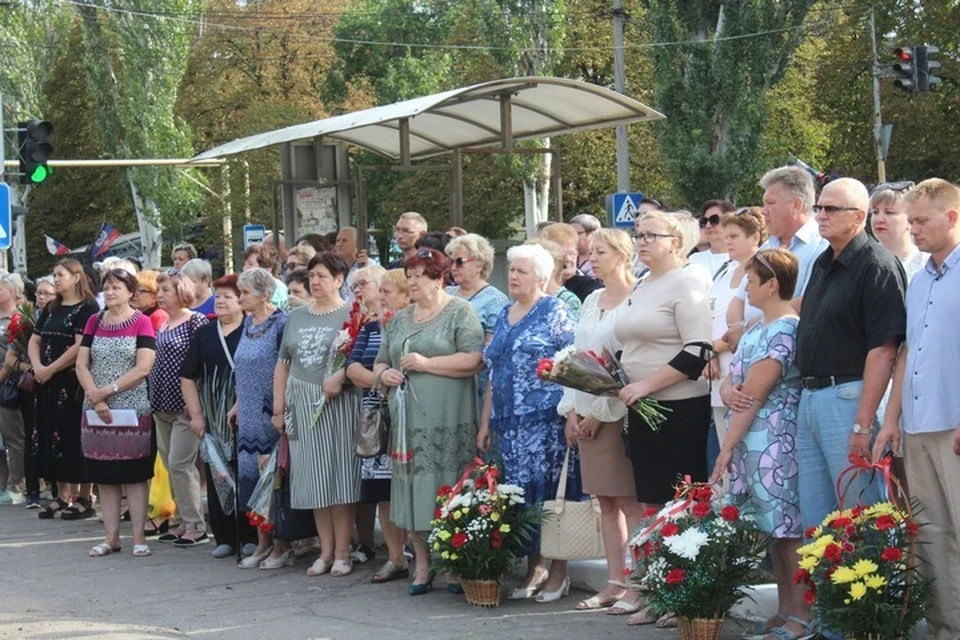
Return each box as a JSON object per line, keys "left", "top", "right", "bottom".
{"left": 24, "top": 494, "right": 41, "bottom": 510}
{"left": 158, "top": 532, "right": 181, "bottom": 543}
{"left": 350, "top": 544, "right": 376, "bottom": 564}
{"left": 145, "top": 519, "right": 170, "bottom": 537}
{"left": 174, "top": 533, "right": 210, "bottom": 547}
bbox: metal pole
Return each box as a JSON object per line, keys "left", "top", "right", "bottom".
{"left": 869, "top": 6, "right": 887, "bottom": 183}
{"left": 221, "top": 164, "right": 233, "bottom": 274}
{"left": 243, "top": 160, "right": 251, "bottom": 223}
{"left": 0, "top": 92, "right": 5, "bottom": 179}
{"left": 451, "top": 148, "right": 463, "bottom": 228}
{"left": 613, "top": 0, "right": 630, "bottom": 191}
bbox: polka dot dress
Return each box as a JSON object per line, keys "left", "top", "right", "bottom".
{"left": 148, "top": 312, "right": 209, "bottom": 412}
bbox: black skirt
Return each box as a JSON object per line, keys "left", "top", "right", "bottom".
{"left": 626, "top": 395, "right": 710, "bottom": 504}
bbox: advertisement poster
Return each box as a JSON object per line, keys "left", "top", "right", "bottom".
{"left": 296, "top": 187, "right": 338, "bottom": 236}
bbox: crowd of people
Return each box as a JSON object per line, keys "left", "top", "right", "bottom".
{"left": 0, "top": 166, "right": 958, "bottom": 640}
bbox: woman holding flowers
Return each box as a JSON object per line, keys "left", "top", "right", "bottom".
{"left": 273, "top": 252, "right": 360, "bottom": 577}
{"left": 373, "top": 248, "right": 485, "bottom": 596}
{"left": 346, "top": 266, "right": 410, "bottom": 583}
{"left": 480, "top": 243, "right": 579, "bottom": 603}
{"left": 615, "top": 212, "right": 713, "bottom": 626}
{"left": 558, "top": 229, "right": 644, "bottom": 614}
{"left": 232, "top": 268, "right": 288, "bottom": 569}
{"left": 711, "top": 248, "right": 812, "bottom": 640}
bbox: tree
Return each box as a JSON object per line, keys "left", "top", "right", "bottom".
{"left": 78, "top": 0, "right": 205, "bottom": 268}
{"left": 640, "top": 0, "right": 816, "bottom": 207}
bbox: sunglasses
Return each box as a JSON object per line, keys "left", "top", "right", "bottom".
{"left": 452, "top": 257, "right": 477, "bottom": 268}
{"left": 416, "top": 249, "right": 435, "bottom": 260}
{"left": 699, "top": 214, "right": 721, "bottom": 228}
{"left": 873, "top": 181, "right": 915, "bottom": 194}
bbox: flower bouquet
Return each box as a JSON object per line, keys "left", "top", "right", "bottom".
{"left": 6, "top": 303, "right": 36, "bottom": 356}
{"left": 311, "top": 301, "right": 370, "bottom": 426}
{"left": 429, "top": 459, "right": 542, "bottom": 607}
{"left": 245, "top": 448, "right": 278, "bottom": 534}
{"left": 199, "top": 367, "right": 237, "bottom": 515}
{"left": 630, "top": 480, "right": 768, "bottom": 640}
{"left": 536, "top": 345, "right": 671, "bottom": 432}
{"left": 794, "top": 456, "right": 930, "bottom": 640}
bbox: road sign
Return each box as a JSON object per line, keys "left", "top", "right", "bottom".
{"left": 243, "top": 224, "right": 265, "bottom": 249}
{"left": 0, "top": 184, "right": 11, "bottom": 250}
{"left": 606, "top": 192, "right": 643, "bottom": 228}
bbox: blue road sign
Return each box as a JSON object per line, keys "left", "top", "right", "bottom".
{"left": 606, "top": 192, "right": 643, "bottom": 228}
{"left": 243, "top": 224, "right": 266, "bottom": 250}
{"left": 0, "top": 184, "right": 11, "bottom": 251}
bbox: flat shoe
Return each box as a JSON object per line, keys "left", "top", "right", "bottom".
{"left": 260, "top": 549, "right": 294, "bottom": 570}
{"left": 306, "top": 557, "right": 332, "bottom": 576}
{"left": 211, "top": 544, "right": 235, "bottom": 559}
{"left": 132, "top": 544, "right": 151, "bottom": 557}
{"left": 743, "top": 614, "right": 787, "bottom": 639}
{"left": 626, "top": 605, "right": 659, "bottom": 626}
{"left": 174, "top": 533, "right": 209, "bottom": 547}
{"left": 239, "top": 546, "right": 273, "bottom": 569}
{"left": 370, "top": 560, "right": 410, "bottom": 584}
{"left": 578, "top": 592, "right": 623, "bottom": 611}
{"left": 507, "top": 572, "right": 548, "bottom": 600}
{"left": 89, "top": 542, "right": 122, "bottom": 557}
{"left": 330, "top": 558, "right": 353, "bottom": 577}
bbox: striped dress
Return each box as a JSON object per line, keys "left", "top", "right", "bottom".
{"left": 279, "top": 304, "right": 360, "bottom": 510}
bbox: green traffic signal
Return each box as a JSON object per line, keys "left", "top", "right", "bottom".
{"left": 17, "top": 118, "right": 55, "bottom": 186}
{"left": 29, "top": 165, "right": 51, "bottom": 184}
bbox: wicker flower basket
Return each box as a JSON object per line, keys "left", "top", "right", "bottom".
{"left": 677, "top": 616, "right": 724, "bottom": 640}
{"left": 462, "top": 579, "right": 501, "bottom": 607}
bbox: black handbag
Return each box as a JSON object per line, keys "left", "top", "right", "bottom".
{"left": 0, "top": 374, "right": 19, "bottom": 409}
{"left": 271, "top": 473, "right": 317, "bottom": 541}
{"left": 354, "top": 374, "right": 389, "bottom": 458}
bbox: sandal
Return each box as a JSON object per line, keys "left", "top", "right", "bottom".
{"left": 61, "top": 496, "right": 96, "bottom": 520}
{"left": 132, "top": 544, "right": 151, "bottom": 557}
{"left": 38, "top": 496, "right": 69, "bottom": 520}
{"left": 307, "top": 557, "right": 332, "bottom": 576}
{"left": 655, "top": 614, "right": 679, "bottom": 629}
{"left": 744, "top": 613, "right": 787, "bottom": 639}
{"left": 330, "top": 558, "right": 353, "bottom": 577}
{"left": 89, "top": 542, "right": 122, "bottom": 557}
{"left": 371, "top": 560, "right": 410, "bottom": 584}
{"left": 762, "top": 616, "right": 816, "bottom": 640}
{"left": 144, "top": 518, "right": 170, "bottom": 537}
{"left": 579, "top": 579, "right": 628, "bottom": 610}
{"left": 625, "top": 605, "right": 659, "bottom": 626}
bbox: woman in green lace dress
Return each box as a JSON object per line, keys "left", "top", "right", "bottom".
{"left": 374, "top": 248, "right": 485, "bottom": 596}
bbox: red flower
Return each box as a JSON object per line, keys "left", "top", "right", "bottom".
{"left": 665, "top": 569, "right": 685, "bottom": 585}
{"left": 850, "top": 505, "right": 865, "bottom": 518}
{"left": 622, "top": 567, "right": 633, "bottom": 577}
{"left": 829, "top": 516, "right": 853, "bottom": 529}
{"left": 823, "top": 543, "right": 843, "bottom": 563}
{"left": 875, "top": 515, "right": 897, "bottom": 531}
{"left": 475, "top": 475, "right": 488, "bottom": 489}
{"left": 845, "top": 525, "right": 856, "bottom": 537}
{"left": 434, "top": 508, "right": 442, "bottom": 518}
{"left": 906, "top": 520, "right": 919, "bottom": 537}
{"left": 536, "top": 358, "right": 555, "bottom": 378}
{"left": 451, "top": 532, "right": 468, "bottom": 549}
{"left": 491, "top": 529, "right": 502, "bottom": 549}
{"left": 692, "top": 501, "right": 711, "bottom": 518}
{"left": 661, "top": 523, "right": 680, "bottom": 537}
{"left": 881, "top": 547, "right": 903, "bottom": 562}
{"left": 642, "top": 507, "right": 658, "bottom": 518}
{"left": 804, "top": 526, "right": 818, "bottom": 539}
{"left": 804, "top": 588, "right": 816, "bottom": 606}
{"left": 478, "top": 504, "right": 492, "bottom": 516}
{"left": 824, "top": 566, "right": 836, "bottom": 580}
{"left": 793, "top": 569, "right": 811, "bottom": 585}
{"left": 693, "top": 486, "right": 713, "bottom": 503}
{"left": 721, "top": 505, "right": 740, "bottom": 522}
{"left": 6, "top": 313, "right": 21, "bottom": 344}
{"left": 437, "top": 485, "right": 453, "bottom": 498}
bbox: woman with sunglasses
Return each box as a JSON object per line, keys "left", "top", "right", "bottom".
{"left": 76, "top": 269, "right": 157, "bottom": 557}
{"left": 869, "top": 182, "right": 927, "bottom": 282}
{"left": 445, "top": 234, "right": 508, "bottom": 343}
{"left": 373, "top": 248, "right": 485, "bottom": 595}
{"left": 133, "top": 270, "right": 168, "bottom": 333}
{"left": 711, "top": 248, "right": 811, "bottom": 640}
{"left": 29, "top": 258, "right": 101, "bottom": 520}
{"left": 689, "top": 199, "right": 736, "bottom": 274}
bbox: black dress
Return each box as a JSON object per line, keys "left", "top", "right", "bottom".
{"left": 31, "top": 300, "right": 100, "bottom": 484}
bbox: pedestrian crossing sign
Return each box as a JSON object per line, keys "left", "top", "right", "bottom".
{"left": 606, "top": 192, "right": 643, "bottom": 228}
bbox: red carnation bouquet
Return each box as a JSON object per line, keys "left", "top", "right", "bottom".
{"left": 6, "top": 303, "right": 36, "bottom": 356}
{"left": 629, "top": 479, "right": 768, "bottom": 623}
{"left": 311, "top": 301, "right": 370, "bottom": 426}
{"left": 536, "top": 345, "right": 671, "bottom": 432}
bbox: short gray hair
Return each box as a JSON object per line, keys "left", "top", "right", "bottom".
{"left": 445, "top": 233, "right": 496, "bottom": 280}
{"left": 181, "top": 258, "right": 212, "bottom": 284}
{"left": 570, "top": 213, "right": 601, "bottom": 234}
{"left": 0, "top": 273, "right": 25, "bottom": 298}
{"left": 760, "top": 166, "right": 816, "bottom": 214}
{"left": 507, "top": 243, "right": 554, "bottom": 286}
{"left": 237, "top": 267, "right": 276, "bottom": 301}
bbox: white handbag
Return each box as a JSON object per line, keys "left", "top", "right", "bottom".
{"left": 540, "top": 448, "right": 605, "bottom": 560}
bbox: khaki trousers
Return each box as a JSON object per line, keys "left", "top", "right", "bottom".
{"left": 0, "top": 406, "right": 25, "bottom": 493}
{"left": 904, "top": 430, "right": 960, "bottom": 640}
{"left": 154, "top": 411, "right": 205, "bottom": 532}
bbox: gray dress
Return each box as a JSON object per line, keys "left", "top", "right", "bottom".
{"left": 375, "top": 297, "right": 485, "bottom": 531}
{"left": 278, "top": 304, "right": 360, "bottom": 510}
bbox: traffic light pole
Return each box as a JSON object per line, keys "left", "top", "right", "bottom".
{"left": 869, "top": 7, "right": 886, "bottom": 183}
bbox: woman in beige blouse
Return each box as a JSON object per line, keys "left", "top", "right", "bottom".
{"left": 615, "top": 211, "right": 713, "bottom": 627}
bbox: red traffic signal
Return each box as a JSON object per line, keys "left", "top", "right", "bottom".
{"left": 892, "top": 47, "right": 916, "bottom": 92}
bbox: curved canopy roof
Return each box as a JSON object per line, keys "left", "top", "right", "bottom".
{"left": 191, "top": 76, "right": 664, "bottom": 162}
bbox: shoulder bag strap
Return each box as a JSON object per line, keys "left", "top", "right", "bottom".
{"left": 555, "top": 447, "right": 571, "bottom": 501}
{"left": 216, "top": 321, "right": 235, "bottom": 371}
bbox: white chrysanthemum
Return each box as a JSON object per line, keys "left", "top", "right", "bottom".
{"left": 664, "top": 528, "right": 709, "bottom": 561}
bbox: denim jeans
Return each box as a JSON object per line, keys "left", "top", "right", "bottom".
{"left": 797, "top": 380, "right": 880, "bottom": 534}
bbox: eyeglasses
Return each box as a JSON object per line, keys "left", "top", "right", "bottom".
{"left": 416, "top": 249, "right": 435, "bottom": 260}
{"left": 812, "top": 205, "right": 860, "bottom": 215}
{"left": 165, "top": 267, "right": 180, "bottom": 276}
{"left": 699, "top": 214, "right": 721, "bottom": 228}
{"left": 873, "top": 180, "right": 915, "bottom": 194}
{"left": 452, "top": 257, "right": 476, "bottom": 268}
{"left": 351, "top": 280, "right": 371, "bottom": 290}
{"left": 632, "top": 231, "right": 675, "bottom": 243}
{"left": 285, "top": 261, "right": 304, "bottom": 271}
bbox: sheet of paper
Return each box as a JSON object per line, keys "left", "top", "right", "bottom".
{"left": 85, "top": 409, "right": 140, "bottom": 427}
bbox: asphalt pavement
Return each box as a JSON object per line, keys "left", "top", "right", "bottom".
{"left": 0, "top": 503, "right": 748, "bottom": 640}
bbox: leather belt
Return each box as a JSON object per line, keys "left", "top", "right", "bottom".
{"left": 800, "top": 375, "right": 862, "bottom": 391}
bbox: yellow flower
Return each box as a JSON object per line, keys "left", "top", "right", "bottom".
{"left": 830, "top": 566, "right": 859, "bottom": 584}
{"left": 848, "top": 582, "right": 867, "bottom": 601}
{"left": 450, "top": 553, "right": 458, "bottom": 560}
{"left": 798, "top": 556, "right": 820, "bottom": 571}
{"left": 853, "top": 559, "right": 879, "bottom": 577}
{"left": 820, "top": 510, "right": 841, "bottom": 527}
{"left": 441, "top": 551, "right": 450, "bottom": 560}
{"left": 432, "top": 543, "right": 440, "bottom": 551}
{"left": 864, "top": 574, "right": 887, "bottom": 591}
{"left": 490, "top": 512, "right": 501, "bottom": 522}
{"left": 438, "top": 530, "right": 452, "bottom": 541}
{"left": 453, "top": 511, "right": 461, "bottom": 520}
{"left": 499, "top": 523, "right": 511, "bottom": 533}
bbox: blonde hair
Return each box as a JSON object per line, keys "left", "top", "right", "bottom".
{"left": 398, "top": 212, "right": 428, "bottom": 232}
{"left": 539, "top": 223, "right": 578, "bottom": 248}
{"left": 637, "top": 211, "right": 685, "bottom": 253}
{"left": 350, "top": 263, "right": 387, "bottom": 288}
{"left": 590, "top": 228, "right": 635, "bottom": 280}
{"left": 529, "top": 238, "right": 565, "bottom": 282}
{"left": 137, "top": 270, "right": 161, "bottom": 294}
{"left": 287, "top": 244, "right": 316, "bottom": 265}
{"left": 903, "top": 178, "right": 960, "bottom": 213}
{"left": 380, "top": 268, "right": 409, "bottom": 296}
{"left": 156, "top": 269, "right": 198, "bottom": 308}
{"left": 445, "top": 233, "right": 495, "bottom": 279}
{"left": 666, "top": 211, "right": 699, "bottom": 256}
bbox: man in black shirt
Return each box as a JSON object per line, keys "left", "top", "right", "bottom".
{"left": 795, "top": 178, "right": 906, "bottom": 537}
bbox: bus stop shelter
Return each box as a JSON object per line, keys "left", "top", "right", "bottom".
{"left": 191, "top": 76, "right": 665, "bottom": 241}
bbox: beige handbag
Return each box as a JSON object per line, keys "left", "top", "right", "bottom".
{"left": 540, "top": 448, "right": 605, "bottom": 560}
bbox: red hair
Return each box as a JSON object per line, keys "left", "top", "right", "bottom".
{"left": 404, "top": 248, "right": 450, "bottom": 281}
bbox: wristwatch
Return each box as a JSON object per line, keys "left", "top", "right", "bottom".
{"left": 112, "top": 382, "right": 119, "bottom": 394}
{"left": 852, "top": 423, "right": 868, "bottom": 435}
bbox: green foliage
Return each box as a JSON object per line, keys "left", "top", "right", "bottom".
{"left": 0, "top": 0, "right": 71, "bottom": 118}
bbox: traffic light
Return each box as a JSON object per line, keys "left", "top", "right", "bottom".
{"left": 917, "top": 45, "right": 942, "bottom": 91}
{"left": 892, "top": 47, "right": 916, "bottom": 93}
{"left": 16, "top": 119, "right": 54, "bottom": 185}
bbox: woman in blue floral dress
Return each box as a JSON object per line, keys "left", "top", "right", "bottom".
{"left": 480, "top": 243, "right": 579, "bottom": 604}
{"left": 711, "top": 249, "right": 810, "bottom": 640}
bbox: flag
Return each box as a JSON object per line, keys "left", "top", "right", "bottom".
{"left": 45, "top": 235, "right": 71, "bottom": 256}
{"left": 90, "top": 222, "right": 121, "bottom": 257}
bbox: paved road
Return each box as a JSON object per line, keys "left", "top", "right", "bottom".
{"left": 0, "top": 504, "right": 747, "bottom": 640}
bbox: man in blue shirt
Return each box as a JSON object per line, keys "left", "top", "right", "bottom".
{"left": 874, "top": 178, "right": 960, "bottom": 640}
